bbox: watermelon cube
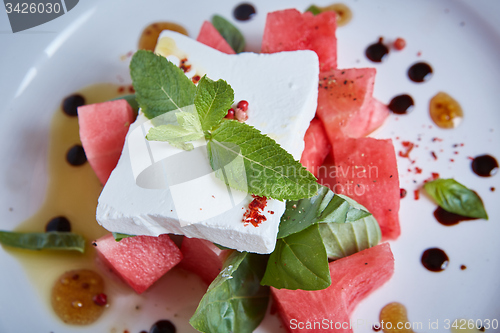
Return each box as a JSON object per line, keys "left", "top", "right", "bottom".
{"left": 271, "top": 243, "right": 394, "bottom": 333}
{"left": 318, "top": 138, "right": 400, "bottom": 240}
{"left": 365, "top": 98, "right": 390, "bottom": 135}
{"left": 316, "top": 68, "right": 376, "bottom": 141}
{"left": 300, "top": 118, "right": 331, "bottom": 178}
{"left": 178, "top": 237, "right": 233, "bottom": 285}
{"left": 95, "top": 233, "right": 183, "bottom": 294}
{"left": 341, "top": 98, "right": 390, "bottom": 138}
{"left": 261, "top": 9, "right": 337, "bottom": 71}
{"left": 196, "top": 21, "right": 236, "bottom": 54}
{"left": 78, "top": 99, "right": 134, "bottom": 185}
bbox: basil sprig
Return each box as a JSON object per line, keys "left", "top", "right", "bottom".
{"left": 0, "top": 231, "right": 86, "bottom": 253}
{"left": 424, "top": 178, "right": 488, "bottom": 219}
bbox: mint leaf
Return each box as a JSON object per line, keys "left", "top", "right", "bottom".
{"left": 212, "top": 15, "right": 245, "bottom": 53}
{"left": 0, "top": 231, "right": 86, "bottom": 253}
{"left": 195, "top": 75, "right": 234, "bottom": 132}
{"left": 130, "top": 50, "right": 196, "bottom": 119}
{"left": 424, "top": 178, "right": 488, "bottom": 219}
{"left": 207, "top": 121, "right": 320, "bottom": 200}
{"left": 189, "top": 251, "right": 269, "bottom": 333}
{"left": 112, "top": 232, "right": 135, "bottom": 242}
{"left": 261, "top": 224, "right": 331, "bottom": 290}
{"left": 305, "top": 5, "right": 322, "bottom": 15}
{"left": 146, "top": 109, "right": 204, "bottom": 150}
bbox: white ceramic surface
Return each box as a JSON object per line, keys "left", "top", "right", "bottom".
{"left": 1, "top": 0, "right": 499, "bottom": 332}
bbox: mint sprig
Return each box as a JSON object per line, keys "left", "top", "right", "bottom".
{"left": 130, "top": 50, "right": 319, "bottom": 200}
{"left": 194, "top": 75, "right": 234, "bottom": 132}
{"left": 208, "top": 121, "right": 319, "bottom": 200}
{"left": 146, "top": 109, "right": 204, "bottom": 150}
{"left": 130, "top": 50, "right": 196, "bottom": 119}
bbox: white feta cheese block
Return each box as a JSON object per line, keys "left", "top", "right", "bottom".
{"left": 96, "top": 31, "right": 319, "bottom": 254}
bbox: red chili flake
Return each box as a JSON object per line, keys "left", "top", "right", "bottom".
{"left": 467, "top": 156, "right": 475, "bottom": 161}
{"left": 454, "top": 151, "right": 459, "bottom": 155}
{"left": 128, "top": 85, "right": 135, "bottom": 93}
{"left": 393, "top": 38, "right": 406, "bottom": 50}
{"left": 450, "top": 159, "right": 455, "bottom": 162}
{"left": 431, "top": 151, "right": 438, "bottom": 160}
{"left": 491, "top": 187, "right": 496, "bottom": 192}
{"left": 414, "top": 189, "right": 420, "bottom": 200}
{"left": 243, "top": 195, "right": 267, "bottom": 227}
{"left": 399, "top": 141, "right": 415, "bottom": 159}
{"left": 179, "top": 58, "right": 191, "bottom": 73}
{"left": 460, "top": 143, "right": 464, "bottom": 147}
{"left": 118, "top": 86, "right": 125, "bottom": 93}
{"left": 400, "top": 188, "right": 407, "bottom": 199}
{"left": 415, "top": 167, "right": 422, "bottom": 174}
{"left": 417, "top": 51, "right": 422, "bottom": 56}
{"left": 93, "top": 293, "right": 107, "bottom": 306}
{"left": 192, "top": 75, "right": 201, "bottom": 84}
{"left": 268, "top": 210, "right": 275, "bottom": 215}
{"left": 432, "top": 137, "right": 443, "bottom": 142}
{"left": 424, "top": 172, "right": 440, "bottom": 183}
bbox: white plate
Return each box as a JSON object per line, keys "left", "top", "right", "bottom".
{"left": 1, "top": 0, "right": 500, "bottom": 332}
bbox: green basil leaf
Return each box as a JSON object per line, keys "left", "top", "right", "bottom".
{"left": 0, "top": 231, "right": 86, "bottom": 253}
{"left": 278, "top": 186, "right": 371, "bottom": 238}
{"left": 112, "top": 232, "right": 135, "bottom": 242}
{"left": 212, "top": 15, "right": 245, "bottom": 53}
{"left": 305, "top": 5, "right": 322, "bottom": 15}
{"left": 261, "top": 224, "right": 331, "bottom": 290}
{"left": 424, "top": 178, "right": 488, "bottom": 219}
{"left": 318, "top": 209, "right": 381, "bottom": 260}
{"left": 189, "top": 251, "right": 269, "bottom": 333}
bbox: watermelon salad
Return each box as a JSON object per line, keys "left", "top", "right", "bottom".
{"left": 72, "top": 7, "right": 402, "bottom": 332}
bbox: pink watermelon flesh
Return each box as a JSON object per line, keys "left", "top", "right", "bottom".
{"left": 196, "top": 21, "right": 236, "bottom": 54}
{"left": 316, "top": 68, "right": 376, "bottom": 142}
{"left": 178, "top": 237, "right": 233, "bottom": 285}
{"left": 272, "top": 243, "right": 394, "bottom": 333}
{"left": 300, "top": 118, "right": 331, "bottom": 178}
{"left": 95, "top": 233, "right": 183, "bottom": 294}
{"left": 78, "top": 99, "right": 134, "bottom": 185}
{"left": 318, "top": 137, "right": 400, "bottom": 240}
{"left": 365, "top": 98, "right": 390, "bottom": 135}
{"left": 261, "top": 9, "right": 337, "bottom": 71}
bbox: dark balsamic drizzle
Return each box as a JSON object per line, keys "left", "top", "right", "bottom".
{"left": 408, "top": 62, "right": 433, "bottom": 82}
{"left": 471, "top": 155, "right": 498, "bottom": 177}
{"left": 233, "top": 3, "right": 256, "bottom": 21}
{"left": 46, "top": 216, "right": 71, "bottom": 232}
{"left": 62, "top": 94, "right": 85, "bottom": 117}
{"left": 388, "top": 94, "right": 414, "bottom": 114}
{"left": 66, "top": 145, "right": 87, "bottom": 166}
{"left": 149, "top": 320, "right": 176, "bottom": 333}
{"left": 433, "top": 207, "right": 477, "bottom": 226}
{"left": 365, "top": 37, "right": 389, "bottom": 63}
{"left": 421, "top": 248, "right": 449, "bottom": 272}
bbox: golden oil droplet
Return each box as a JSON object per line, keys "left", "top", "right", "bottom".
{"left": 429, "top": 92, "right": 463, "bottom": 129}
{"left": 379, "top": 302, "right": 415, "bottom": 333}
